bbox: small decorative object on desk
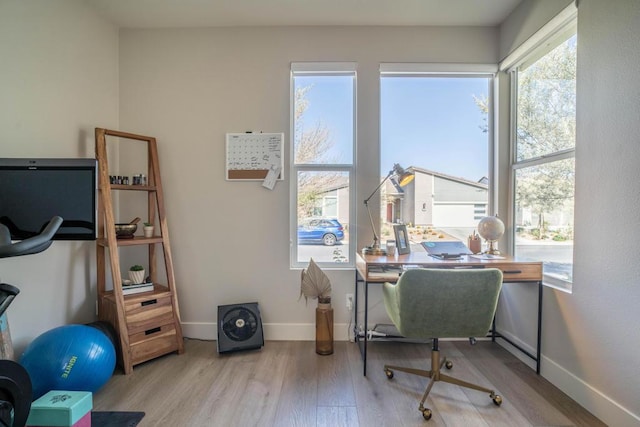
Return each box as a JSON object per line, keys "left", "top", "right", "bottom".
{"left": 300, "top": 258, "right": 333, "bottom": 355}
{"left": 386, "top": 240, "right": 396, "bottom": 256}
{"left": 393, "top": 224, "right": 411, "bottom": 255}
{"left": 477, "top": 215, "right": 505, "bottom": 255}
{"left": 128, "top": 265, "right": 145, "bottom": 284}
{"left": 468, "top": 231, "right": 482, "bottom": 254}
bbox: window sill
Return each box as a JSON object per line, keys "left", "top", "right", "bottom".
{"left": 543, "top": 274, "right": 572, "bottom": 294}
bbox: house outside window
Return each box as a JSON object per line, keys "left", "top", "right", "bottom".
{"left": 509, "top": 22, "right": 577, "bottom": 291}
{"left": 474, "top": 204, "right": 487, "bottom": 220}
{"left": 290, "top": 63, "right": 356, "bottom": 268}
{"left": 380, "top": 65, "right": 495, "bottom": 247}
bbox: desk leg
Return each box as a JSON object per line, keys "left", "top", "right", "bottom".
{"left": 353, "top": 270, "right": 368, "bottom": 376}
{"left": 353, "top": 270, "right": 359, "bottom": 340}
{"left": 536, "top": 280, "right": 543, "bottom": 374}
{"left": 363, "top": 278, "right": 369, "bottom": 376}
{"left": 491, "top": 280, "right": 542, "bottom": 375}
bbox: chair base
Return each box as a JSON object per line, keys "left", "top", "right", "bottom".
{"left": 383, "top": 340, "right": 502, "bottom": 421}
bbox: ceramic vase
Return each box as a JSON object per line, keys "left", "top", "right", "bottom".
{"left": 128, "top": 269, "right": 145, "bottom": 284}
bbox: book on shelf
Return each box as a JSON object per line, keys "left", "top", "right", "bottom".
{"left": 122, "top": 282, "right": 154, "bottom": 295}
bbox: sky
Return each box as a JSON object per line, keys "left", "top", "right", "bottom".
{"left": 295, "top": 75, "right": 490, "bottom": 183}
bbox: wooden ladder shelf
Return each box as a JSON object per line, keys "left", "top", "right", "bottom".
{"left": 95, "top": 128, "right": 184, "bottom": 374}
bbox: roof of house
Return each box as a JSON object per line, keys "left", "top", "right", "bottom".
{"left": 409, "top": 166, "right": 488, "bottom": 190}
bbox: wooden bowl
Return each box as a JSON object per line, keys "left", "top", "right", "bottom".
{"left": 115, "top": 223, "right": 137, "bottom": 239}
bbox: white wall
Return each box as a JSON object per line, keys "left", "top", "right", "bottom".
{"left": 499, "top": 0, "right": 640, "bottom": 425}
{"left": 499, "top": 0, "right": 574, "bottom": 62}
{"left": 117, "top": 26, "right": 498, "bottom": 340}
{"left": 0, "top": 0, "right": 119, "bottom": 353}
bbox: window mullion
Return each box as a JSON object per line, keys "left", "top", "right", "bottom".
{"left": 513, "top": 148, "right": 575, "bottom": 170}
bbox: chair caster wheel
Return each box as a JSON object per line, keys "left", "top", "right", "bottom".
{"left": 384, "top": 369, "right": 394, "bottom": 379}
{"left": 421, "top": 407, "right": 432, "bottom": 420}
{"left": 445, "top": 360, "right": 453, "bottom": 369}
{"left": 491, "top": 393, "right": 502, "bottom": 406}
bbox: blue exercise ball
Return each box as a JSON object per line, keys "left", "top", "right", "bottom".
{"left": 20, "top": 324, "right": 116, "bottom": 400}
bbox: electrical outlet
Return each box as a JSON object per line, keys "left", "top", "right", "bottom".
{"left": 346, "top": 293, "right": 354, "bottom": 311}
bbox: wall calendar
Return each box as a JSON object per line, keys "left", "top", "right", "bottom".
{"left": 225, "top": 133, "right": 284, "bottom": 181}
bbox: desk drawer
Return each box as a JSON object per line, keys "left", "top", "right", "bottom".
{"left": 492, "top": 263, "right": 542, "bottom": 281}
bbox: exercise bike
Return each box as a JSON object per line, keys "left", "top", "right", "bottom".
{"left": 0, "top": 217, "right": 62, "bottom": 427}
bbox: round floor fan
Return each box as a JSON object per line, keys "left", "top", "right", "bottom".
{"left": 217, "top": 302, "right": 264, "bottom": 354}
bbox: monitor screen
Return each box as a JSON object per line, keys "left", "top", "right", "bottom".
{"left": 0, "top": 158, "right": 97, "bottom": 240}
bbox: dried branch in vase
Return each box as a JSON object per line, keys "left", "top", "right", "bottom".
{"left": 299, "top": 258, "right": 332, "bottom": 305}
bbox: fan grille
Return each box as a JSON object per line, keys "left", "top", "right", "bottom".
{"left": 222, "top": 307, "right": 258, "bottom": 341}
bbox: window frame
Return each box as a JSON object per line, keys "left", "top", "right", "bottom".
{"left": 379, "top": 64, "right": 498, "bottom": 241}
{"left": 505, "top": 6, "right": 578, "bottom": 292}
{"left": 290, "top": 63, "right": 357, "bottom": 269}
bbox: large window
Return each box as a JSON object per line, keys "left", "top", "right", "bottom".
{"left": 510, "top": 25, "right": 577, "bottom": 290}
{"left": 380, "top": 66, "right": 494, "bottom": 250}
{"left": 290, "top": 63, "right": 356, "bottom": 268}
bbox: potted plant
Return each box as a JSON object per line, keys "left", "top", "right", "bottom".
{"left": 128, "top": 264, "right": 145, "bottom": 284}
{"left": 300, "top": 258, "right": 333, "bottom": 355}
{"left": 143, "top": 222, "right": 154, "bottom": 238}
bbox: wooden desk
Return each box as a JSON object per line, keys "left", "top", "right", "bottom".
{"left": 354, "top": 252, "right": 543, "bottom": 376}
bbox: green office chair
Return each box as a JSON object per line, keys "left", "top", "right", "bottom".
{"left": 382, "top": 268, "right": 504, "bottom": 421}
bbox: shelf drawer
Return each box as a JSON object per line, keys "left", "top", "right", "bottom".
{"left": 124, "top": 295, "right": 175, "bottom": 335}
{"left": 129, "top": 324, "right": 179, "bottom": 365}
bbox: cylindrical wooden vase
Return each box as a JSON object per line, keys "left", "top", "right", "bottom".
{"left": 316, "top": 301, "right": 334, "bottom": 355}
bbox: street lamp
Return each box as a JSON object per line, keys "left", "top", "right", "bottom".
{"left": 362, "top": 164, "right": 414, "bottom": 255}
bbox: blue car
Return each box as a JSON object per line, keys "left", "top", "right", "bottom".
{"left": 298, "top": 218, "right": 345, "bottom": 246}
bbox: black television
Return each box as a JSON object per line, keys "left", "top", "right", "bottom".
{"left": 0, "top": 158, "right": 97, "bottom": 241}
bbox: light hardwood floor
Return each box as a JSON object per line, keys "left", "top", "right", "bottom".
{"left": 93, "top": 338, "right": 605, "bottom": 426}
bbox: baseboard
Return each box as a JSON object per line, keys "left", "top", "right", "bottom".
{"left": 181, "top": 322, "right": 351, "bottom": 342}
{"left": 496, "top": 330, "right": 640, "bottom": 426}
{"left": 541, "top": 353, "right": 640, "bottom": 427}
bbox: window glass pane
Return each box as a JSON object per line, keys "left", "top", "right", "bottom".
{"left": 296, "top": 171, "right": 349, "bottom": 264}
{"left": 294, "top": 75, "right": 354, "bottom": 165}
{"left": 514, "top": 158, "right": 575, "bottom": 283}
{"left": 516, "top": 34, "right": 577, "bottom": 161}
{"left": 380, "top": 76, "right": 490, "bottom": 248}
{"left": 292, "top": 69, "right": 355, "bottom": 268}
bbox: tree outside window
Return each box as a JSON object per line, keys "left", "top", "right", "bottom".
{"left": 291, "top": 68, "right": 355, "bottom": 267}
{"left": 513, "top": 33, "right": 577, "bottom": 289}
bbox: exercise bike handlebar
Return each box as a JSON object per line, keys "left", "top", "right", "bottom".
{"left": 0, "top": 216, "right": 63, "bottom": 259}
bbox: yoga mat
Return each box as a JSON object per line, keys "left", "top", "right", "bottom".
{"left": 92, "top": 411, "right": 145, "bottom": 427}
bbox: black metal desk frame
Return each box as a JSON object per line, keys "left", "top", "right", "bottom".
{"left": 354, "top": 254, "right": 543, "bottom": 377}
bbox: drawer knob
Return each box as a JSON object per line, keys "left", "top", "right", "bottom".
{"left": 145, "top": 327, "right": 161, "bottom": 335}
{"left": 503, "top": 270, "right": 522, "bottom": 274}
{"left": 141, "top": 299, "right": 158, "bottom": 306}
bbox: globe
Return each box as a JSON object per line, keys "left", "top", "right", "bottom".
{"left": 478, "top": 216, "right": 505, "bottom": 241}
{"left": 477, "top": 216, "right": 505, "bottom": 254}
